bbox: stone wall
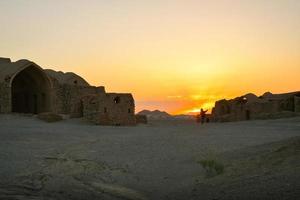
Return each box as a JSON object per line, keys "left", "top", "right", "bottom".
{"left": 295, "top": 96, "right": 300, "bottom": 113}
{"left": 278, "top": 96, "right": 295, "bottom": 112}
{"left": 135, "top": 114, "right": 147, "bottom": 124}
{"left": 0, "top": 58, "right": 136, "bottom": 126}
{"left": 212, "top": 92, "right": 300, "bottom": 122}
{"left": 0, "top": 83, "right": 11, "bottom": 113}
{"left": 81, "top": 95, "right": 102, "bottom": 124}
{"left": 51, "top": 79, "right": 105, "bottom": 117}
{"left": 105, "top": 93, "right": 135, "bottom": 126}
{"left": 82, "top": 93, "right": 136, "bottom": 126}
{"left": 212, "top": 98, "right": 248, "bottom": 122}
{"left": 47, "top": 69, "right": 136, "bottom": 126}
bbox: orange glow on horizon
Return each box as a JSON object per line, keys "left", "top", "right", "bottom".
{"left": 2, "top": 1, "right": 299, "bottom": 115}
{"left": 173, "top": 101, "right": 216, "bottom": 116}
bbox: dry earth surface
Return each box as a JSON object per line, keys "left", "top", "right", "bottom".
{"left": 0, "top": 114, "right": 299, "bottom": 200}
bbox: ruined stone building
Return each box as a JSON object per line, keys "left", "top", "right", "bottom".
{"left": 0, "top": 57, "right": 136, "bottom": 125}
{"left": 211, "top": 91, "right": 300, "bottom": 122}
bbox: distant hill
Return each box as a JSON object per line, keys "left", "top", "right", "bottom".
{"left": 137, "top": 110, "right": 195, "bottom": 120}
{"left": 137, "top": 110, "right": 173, "bottom": 120}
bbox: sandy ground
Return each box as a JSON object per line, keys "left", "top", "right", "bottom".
{"left": 0, "top": 114, "right": 299, "bottom": 200}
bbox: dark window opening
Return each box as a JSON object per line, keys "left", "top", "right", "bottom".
{"left": 74, "top": 80, "right": 78, "bottom": 84}
{"left": 104, "top": 107, "right": 107, "bottom": 113}
{"left": 128, "top": 108, "right": 131, "bottom": 113}
{"left": 114, "top": 96, "right": 121, "bottom": 104}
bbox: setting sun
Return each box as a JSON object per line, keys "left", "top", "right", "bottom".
{"left": 1, "top": 0, "right": 299, "bottom": 115}
{"left": 175, "top": 101, "right": 217, "bottom": 115}
{"left": 1, "top": 1, "right": 300, "bottom": 199}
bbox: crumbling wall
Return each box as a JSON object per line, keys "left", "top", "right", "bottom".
{"left": 278, "top": 97, "right": 295, "bottom": 111}
{"left": 81, "top": 94, "right": 103, "bottom": 124}
{"left": 1, "top": 58, "right": 136, "bottom": 126}
{"left": 82, "top": 93, "right": 136, "bottom": 126}
{"left": 245, "top": 102, "right": 272, "bottom": 118}
{"left": 295, "top": 96, "right": 300, "bottom": 113}
{"left": 0, "top": 83, "right": 11, "bottom": 113}
{"left": 104, "top": 93, "right": 135, "bottom": 126}
{"left": 211, "top": 99, "right": 230, "bottom": 122}
{"left": 212, "top": 92, "right": 300, "bottom": 122}
{"left": 212, "top": 98, "right": 248, "bottom": 122}
{"left": 51, "top": 79, "right": 105, "bottom": 117}
{"left": 136, "top": 114, "right": 148, "bottom": 124}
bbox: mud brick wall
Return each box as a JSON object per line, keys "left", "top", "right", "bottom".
{"left": 51, "top": 81, "right": 105, "bottom": 116}
{"left": 82, "top": 93, "right": 136, "bottom": 126}
{"left": 295, "top": 96, "right": 300, "bottom": 113}
{"left": 0, "top": 83, "right": 10, "bottom": 113}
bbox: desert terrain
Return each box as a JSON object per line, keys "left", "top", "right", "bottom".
{"left": 0, "top": 115, "right": 299, "bottom": 200}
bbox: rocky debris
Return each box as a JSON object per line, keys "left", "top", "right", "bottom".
{"left": 37, "top": 112, "right": 63, "bottom": 123}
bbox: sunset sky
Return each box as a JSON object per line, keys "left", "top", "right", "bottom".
{"left": 1, "top": 0, "right": 299, "bottom": 114}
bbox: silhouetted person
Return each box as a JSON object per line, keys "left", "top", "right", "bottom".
{"left": 200, "top": 108, "right": 208, "bottom": 124}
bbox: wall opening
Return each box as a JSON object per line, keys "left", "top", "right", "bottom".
{"left": 246, "top": 110, "right": 251, "bottom": 120}
{"left": 114, "top": 96, "right": 120, "bottom": 104}
{"left": 11, "top": 65, "right": 51, "bottom": 114}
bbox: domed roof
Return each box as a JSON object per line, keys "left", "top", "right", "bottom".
{"left": 0, "top": 58, "right": 90, "bottom": 87}
{"left": 0, "top": 58, "right": 44, "bottom": 84}
{"left": 243, "top": 93, "right": 261, "bottom": 103}
{"left": 44, "top": 69, "right": 90, "bottom": 86}
{"left": 262, "top": 92, "right": 273, "bottom": 98}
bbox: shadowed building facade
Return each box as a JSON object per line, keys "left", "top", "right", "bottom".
{"left": 0, "top": 57, "right": 136, "bottom": 126}
{"left": 211, "top": 92, "right": 300, "bottom": 122}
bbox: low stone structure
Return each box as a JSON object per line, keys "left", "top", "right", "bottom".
{"left": 81, "top": 93, "right": 135, "bottom": 126}
{"left": 0, "top": 57, "right": 136, "bottom": 126}
{"left": 135, "top": 114, "right": 148, "bottom": 124}
{"left": 211, "top": 91, "right": 300, "bottom": 122}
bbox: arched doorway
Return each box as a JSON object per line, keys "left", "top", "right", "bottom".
{"left": 11, "top": 65, "right": 51, "bottom": 114}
